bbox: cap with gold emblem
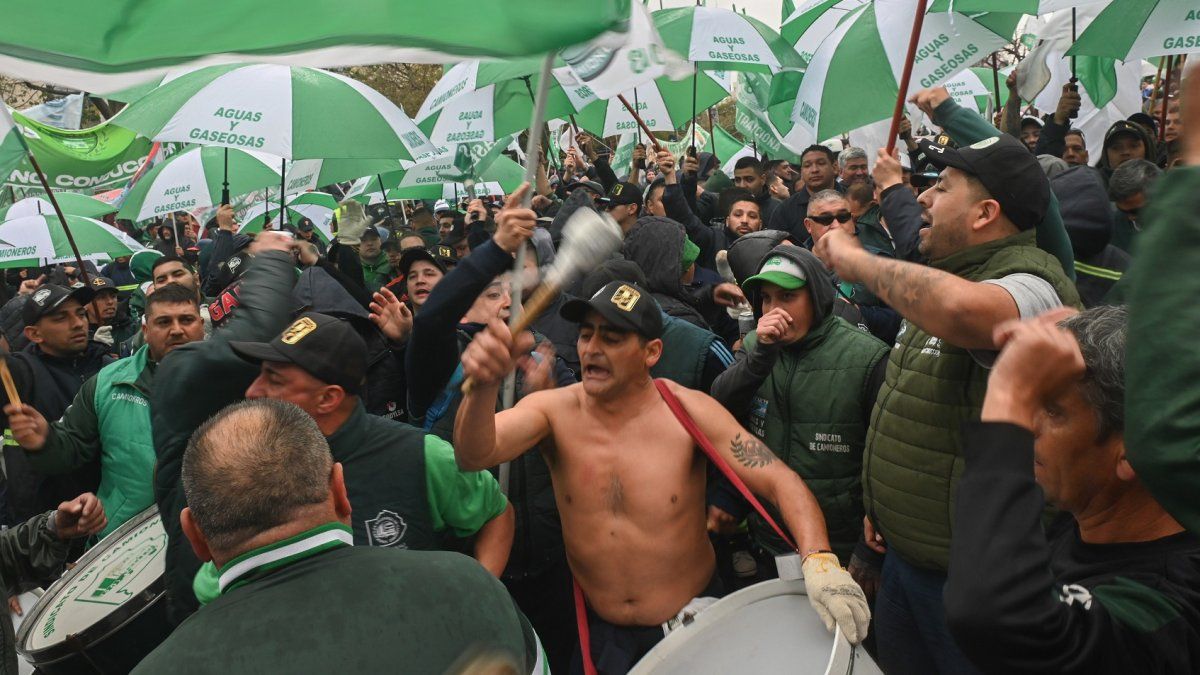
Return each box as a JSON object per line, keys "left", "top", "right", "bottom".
{"left": 560, "top": 281, "right": 663, "bottom": 340}
{"left": 229, "top": 312, "right": 367, "bottom": 393}
{"left": 398, "top": 245, "right": 458, "bottom": 278}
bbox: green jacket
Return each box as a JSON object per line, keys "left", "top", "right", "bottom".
{"left": 864, "top": 230, "right": 1080, "bottom": 571}
{"left": 0, "top": 512, "right": 71, "bottom": 675}
{"left": 932, "top": 98, "right": 1076, "bottom": 281}
{"left": 1127, "top": 167, "right": 1200, "bottom": 536}
{"left": 740, "top": 318, "right": 888, "bottom": 562}
{"left": 152, "top": 251, "right": 298, "bottom": 625}
{"left": 360, "top": 253, "right": 391, "bottom": 292}
{"left": 27, "top": 345, "right": 157, "bottom": 539}
{"left": 652, "top": 313, "right": 724, "bottom": 389}
{"left": 135, "top": 524, "right": 538, "bottom": 675}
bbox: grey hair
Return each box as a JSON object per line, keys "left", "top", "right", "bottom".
{"left": 807, "top": 189, "right": 847, "bottom": 215}
{"left": 1060, "top": 305, "right": 1127, "bottom": 440}
{"left": 183, "top": 399, "right": 333, "bottom": 552}
{"left": 838, "top": 146, "right": 867, "bottom": 168}
{"left": 1108, "top": 159, "right": 1161, "bottom": 202}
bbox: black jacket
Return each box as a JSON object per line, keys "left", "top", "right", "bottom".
{"left": 2, "top": 342, "right": 113, "bottom": 522}
{"left": 946, "top": 422, "right": 1200, "bottom": 675}
{"left": 622, "top": 216, "right": 711, "bottom": 330}
{"left": 1052, "top": 166, "right": 1130, "bottom": 307}
{"left": 766, "top": 185, "right": 844, "bottom": 243}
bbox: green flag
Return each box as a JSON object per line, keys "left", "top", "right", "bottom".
{"left": 3, "top": 109, "right": 154, "bottom": 193}
{"left": 0, "top": 103, "right": 24, "bottom": 186}
{"left": 0, "top": 0, "right": 631, "bottom": 93}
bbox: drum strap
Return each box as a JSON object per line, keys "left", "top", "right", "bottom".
{"left": 570, "top": 380, "right": 799, "bottom": 675}
{"left": 653, "top": 378, "right": 798, "bottom": 552}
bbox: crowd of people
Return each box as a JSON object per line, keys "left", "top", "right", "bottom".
{"left": 0, "top": 61, "right": 1193, "bottom": 674}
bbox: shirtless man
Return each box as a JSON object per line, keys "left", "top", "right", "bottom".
{"left": 456, "top": 279, "right": 869, "bottom": 673}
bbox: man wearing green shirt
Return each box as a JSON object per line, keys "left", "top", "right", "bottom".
{"left": 231, "top": 312, "right": 513, "bottom": 570}
{"left": 6, "top": 283, "right": 206, "bottom": 539}
{"left": 135, "top": 399, "right": 538, "bottom": 675}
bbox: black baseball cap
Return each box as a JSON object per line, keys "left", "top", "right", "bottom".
{"left": 23, "top": 283, "right": 96, "bottom": 326}
{"left": 230, "top": 312, "right": 367, "bottom": 394}
{"left": 565, "top": 180, "right": 605, "bottom": 197}
{"left": 88, "top": 276, "right": 118, "bottom": 294}
{"left": 560, "top": 280, "right": 663, "bottom": 340}
{"left": 398, "top": 245, "right": 458, "bottom": 277}
{"left": 296, "top": 218, "right": 314, "bottom": 232}
{"left": 918, "top": 134, "right": 1048, "bottom": 231}
{"left": 1104, "top": 120, "right": 1145, "bottom": 147}
{"left": 600, "top": 182, "right": 643, "bottom": 208}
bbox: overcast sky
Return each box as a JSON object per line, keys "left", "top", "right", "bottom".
{"left": 656, "top": 0, "right": 783, "bottom": 26}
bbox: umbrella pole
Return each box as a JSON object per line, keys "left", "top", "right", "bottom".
{"left": 885, "top": 0, "right": 929, "bottom": 155}
{"left": 170, "top": 212, "right": 180, "bottom": 250}
{"left": 1070, "top": 9, "right": 1077, "bottom": 83}
{"left": 1158, "top": 55, "right": 1175, "bottom": 144}
{"left": 279, "top": 159, "right": 287, "bottom": 229}
{"left": 522, "top": 76, "right": 558, "bottom": 170}
{"left": 504, "top": 52, "right": 555, "bottom": 413}
{"left": 21, "top": 151, "right": 92, "bottom": 286}
{"left": 377, "top": 174, "right": 394, "bottom": 218}
{"left": 991, "top": 54, "right": 1002, "bottom": 113}
{"left": 222, "top": 147, "right": 230, "bottom": 205}
{"left": 687, "top": 63, "right": 698, "bottom": 156}
{"left": 616, "top": 95, "right": 663, "bottom": 152}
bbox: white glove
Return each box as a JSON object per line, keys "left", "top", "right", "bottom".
{"left": 803, "top": 552, "right": 871, "bottom": 644}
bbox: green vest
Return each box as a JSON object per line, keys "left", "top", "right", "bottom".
{"left": 743, "top": 317, "right": 888, "bottom": 562}
{"left": 327, "top": 404, "right": 437, "bottom": 551}
{"left": 863, "top": 230, "right": 1081, "bottom": 571}
{"left": 93, "top": 345, "right": 156, "bottom": 538}
{"left": 651, "top": 315, "right": 720, "bottom": 389}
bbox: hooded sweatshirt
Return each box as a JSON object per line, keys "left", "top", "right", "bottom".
{"left": 1094, "top": 121, "right": 1159, "bottom": 186}
{"left": 621, "top": 216, "right": 710, "bottom": 329}
{"left": 1050, "top": 166, "right": 1130, "bottom": 308}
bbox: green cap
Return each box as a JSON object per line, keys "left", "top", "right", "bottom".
{"left": 742, "top": 255, "right": 807, "bottom": 290}
{"left": 681, "top": 237, "right": 700, "bottom": 273}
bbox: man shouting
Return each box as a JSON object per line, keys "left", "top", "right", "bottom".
{"left": 455, "top": 279, "right": 868, "bottom": 674}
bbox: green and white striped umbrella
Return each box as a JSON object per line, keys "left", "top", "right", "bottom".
{"left": 784, "top": 2, "right": 1020, "bottom": 148}
{"left": 653, "top": 6, "right": 807, "bottom": 74}
{"left": 283, "top": 158, "right": 404, "bottom": 194}
{"left": 415, "top": 60, "right": 586, "bottom": 149}
{"left": 240, "top": 192, "right": 336, "bottom": 241}
{"left": 117, "top": 145, "right": 281, "bottom": 223}
{"left": 0, "top": 0, "right": 628, "bottom": 94}
{"left": 1068, "top": 0, "right": 1200, "bottom": 60}
{"left": 348, "top": 155, "right": 525, "bottom": 203}
{"left": 573, "top": 71, "right": 732, "bottom": 137}
{"left": 114, "top": 63, "right": 437, "bottom": 160}
{"left": 0, "top": 193, "right": 117, "bottom": 221}
{"left": 0, "top": 215, "right": 146, "bottom": 268}
{"left": 948, "top": 1, "right": 1113, "bottom": 16}
{"left": 782, "top": 0, "right": 868, "bottom": 64}
{"left": 705, "top": 125, "right": 758, "bottom": 175}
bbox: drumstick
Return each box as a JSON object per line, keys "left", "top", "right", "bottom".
{"left": 461, "top": 208, "right": 624, "bottom": 396}
{"left": 0, "top": 359, "right": 20, "bottom": 408}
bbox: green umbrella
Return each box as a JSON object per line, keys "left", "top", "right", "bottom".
{"left": 116, "top": 145, "right": 280, "bottom": 223}
{"left": 349, "top": 155, "right": 526, "bottom": 203}
{"left": 705, "top": 125, "right": 758, "bottom": 175}
{"left": 782, "top": 2, "right": 1020, "bottom": 148}
{"left": 0, "top": 193, "right": 117, "bottom": 221}
{"left": 283, "top": 158, "right": 405, "bottom": 194}
{"left": 0, "top": 214, "right": 146, "bottom": 268}
{"left": 1067, "top": 0, "right": 1198, "bottom": 60}
{"left": 240, "top": 192, "right": 335, "bottom": 242}
{"left": 781, "top": 0, "right": 867, "bottom": 63}
{"left": 415, "top": 60, "right": 586, "bottom": 149}
{"left": 653, "top": 6, "right": 807, "bottom": 74}
{"left": 0, "top": 0, "right": 628, "bottom": 94}
{"left": 113, "top": 63, "right": 437, "bottom": 160}
{"left": 573, "top": 72, "right": 731, "bottom": 138}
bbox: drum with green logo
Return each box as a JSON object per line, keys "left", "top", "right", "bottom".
{"left": 17, "top": 506, "right": 172, "bottom": 673}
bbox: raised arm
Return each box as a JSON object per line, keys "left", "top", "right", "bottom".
{"left": 667, "top": 382, "right": 870, "bottom": 643}
{"left": 814, "top": 228, "right": 1020, "bottom": 349}
{"left": 454, "top": 319, "right": 554, "bottom": 471}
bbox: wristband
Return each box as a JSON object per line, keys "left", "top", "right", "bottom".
{"left": 802, "top": 549, "right": 835, "bottom": 564}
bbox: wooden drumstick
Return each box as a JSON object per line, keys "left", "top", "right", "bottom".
{"left": 0, "top": 359, "right": 20, "bottom": 408}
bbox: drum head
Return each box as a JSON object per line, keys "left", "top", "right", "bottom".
{"left": 18, "top": 506, "right": 167, "bottom": 661}
{"left": 629, "top": 579, "right": 884, "bottom": 675}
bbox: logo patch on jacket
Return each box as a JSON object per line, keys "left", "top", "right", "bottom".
{"left": 365, "top": 510, "right": 408, "bottom": 548}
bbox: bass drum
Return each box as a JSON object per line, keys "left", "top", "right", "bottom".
{"left": 629, "top": 578, "right": 885, "bottom": 675}
{"left": 16, "top": 506, "right": 172, "bottom": 674}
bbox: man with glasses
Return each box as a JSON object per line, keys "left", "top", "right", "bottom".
{"left": 1108, "top": 159, "right": 1161, "bottom": 254}
{"left": 803, "top": 190, "right": 855, "bottom": 249}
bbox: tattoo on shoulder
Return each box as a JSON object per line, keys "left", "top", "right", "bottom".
{"left": 730, "top": 433, "right": 776, "bottom": 468}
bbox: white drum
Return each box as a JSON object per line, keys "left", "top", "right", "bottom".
{"left": 17, "top": 506, "right": 173, "bottom": 674}
{"left": 629, "top": 578, "right": 884, "bottom": 675}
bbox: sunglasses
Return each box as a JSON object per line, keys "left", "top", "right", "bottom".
{"left": 808, "top": 211, "right": 852, "bottom": 226}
